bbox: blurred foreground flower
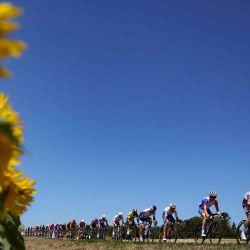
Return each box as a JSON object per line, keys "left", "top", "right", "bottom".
{"left": 0, "top": 4, "right": 34, "bottom": 249}
{"left": 0, "top": 93, "right": 36, "bottom": 218}
{"left": 0, "top": 93, "right": 23, "bottom": 171}
{"left": 0, "top": 2, "right": 26, "bottom": 78}
{"left": 1, "top": 166, "right": 36, "bottom": 218}
{"left": 0, "top": 93, "right": 35, "bottom": 250}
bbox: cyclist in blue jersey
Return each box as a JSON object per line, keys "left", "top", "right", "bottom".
{"left": 98, "top": 215, "right": 108, "bottom": 239}
{"left": 198, "top": 191, "right": 221, "bottom": 237}
{"left": 138, "top": 205, "right": 157, "bottom": 241}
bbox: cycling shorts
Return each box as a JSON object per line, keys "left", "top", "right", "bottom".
{"left": 139, "top": 216, "right": 151, "bottom": 225}
{"left": 162, "top": 214, "right": 175, "bottom": 224}
{"left": 198, "top": 207, "right": 212, "bottom": 216}
{"left": 99, "top": 223, "right": 106, "bottom": 229}
{"left": 113, "top": 221, "right": 120, "bottom": 226}
{"left": 127, "top": 219, "right": 136, "bottom": 227}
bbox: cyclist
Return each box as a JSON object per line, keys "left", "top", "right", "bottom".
{"left": 126, "top": 208, "right": 139, "bottom": 237}
{"left": 90, "top": 218, "right": 99, "bottom": 229}
{"left": 71, "top": 219, "right": 77, "bottom": 229}
{"left": 49, "top": 224, "right": 54, "bottom": 238}
{"left": 79, "top": 219, "right": 86, "bottom": 229}
{"left": 112, "top": 212, "right": 124, "bottom": 237}
{"left": 78, "top": 219, "right": 86, "bottom": 239}
{"left": 139, "top": 205, "right": 157, "bottom": 241}
{"left": 98, "top": 215, "right": 109, "bottom": 238}
{"left": 89, "top": 219, "right": 99, "bottom": 239}
{"left": 162, "top": 203, "right": 180, "bottom": 241}
{"left": 241, "top": 191, "right": 250, "bottom": 240}
{"left": 198, "top": 191, "right": 221, "bottom": 237}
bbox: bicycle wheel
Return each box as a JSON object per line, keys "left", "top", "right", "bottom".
{"left": 194, "top": 227, "right": 205, "bottom": 244}
{"left": 167, "top": 226, "right": 178, "bottom": 243}
{"left": 112, "top": 228, "right": 117, "bottom": 241}
{"left": 236, "top": 220, "right": 249, "bottom": 244}
{"left": 209, "top": 222, "right": 222, "bottom": 244}
{"left": 130, "top": 227, "right": 138, "bottom": 242}
{"left": 148, "top": 228, "right": 155, "bottom": 243}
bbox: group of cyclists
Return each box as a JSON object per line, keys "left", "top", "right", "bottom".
{"left": 25, "top": 191, "right": 250, "bottom": 242}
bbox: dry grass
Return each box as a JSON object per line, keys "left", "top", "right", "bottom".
{"left": 25, "top": 237, "right": 250, "bottom": 250}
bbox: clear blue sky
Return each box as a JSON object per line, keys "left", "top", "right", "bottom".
{"left": 2, "top": 0, "right": 250, "bottom": 226}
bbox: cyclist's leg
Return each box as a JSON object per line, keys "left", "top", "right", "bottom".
{"left": 126, "top": 219, "right": 132, "bottom": 235}
{"left": 199, "top": 208, "right": 207, "bottom": 236}
{"left": 242, "top": 206, "right": 250, "bottom": 239}
{"left": 112, "top": 222, "right": 116, "bottom": 237}
{"left": 139, "top": 220, "right": 146, "bottom": 241}
{"left": 244, "top": 207, "right": 250, "bottom": 228}
{"left": 166, "top": 215, "right": 174, "bottom": 238}
{"left": 163, "top": 217, "right": 168, "bottom": 239}
{"left": 97, "top": 225, "right": 100, "bottom": 238}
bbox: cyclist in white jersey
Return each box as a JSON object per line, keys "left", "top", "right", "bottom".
{"left": 241, "top": 192, "right": 250, "bottom": 240}
{"left": 198, "top": 191, "right": 221, "bottom": 237}
{"left": 162, "top": 203, "right": 179, "bottom": 241}
{"left": 112, "top": 212, "right": 124, "bottom": 237}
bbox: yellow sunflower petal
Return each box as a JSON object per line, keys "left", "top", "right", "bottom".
{"left": 0, "top": 166, "right": 36, "bottom": 217}
{"left": 0, "top": 39, "right": 26, "bottom": 59}
{"left": 0, "top": 3, "right": 22, "bottom": 20}
{"left": 0, "top": 133, "right": 13, "bottom": 172}
{"left": 0, "top": 21, "right": 18, "bottom": 35}
{"left": 0, "top": 66, "right": 11, "bottom": 77}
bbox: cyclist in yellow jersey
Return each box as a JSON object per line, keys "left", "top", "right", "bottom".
{"left": 126, "top": 208, "right": 139, "bottom": 237}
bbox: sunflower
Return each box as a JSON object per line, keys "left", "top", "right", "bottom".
{"left": 0, "top": 132, "right": 13, "bottom": 172}
{"left": 0, "top": 93, "right": 22, "bottom": 171}
{"left": 0, "top": 2, "right": 26, "bottom": 78}
{"left": 0, "top": 166, "right": 36, "bottom": 218}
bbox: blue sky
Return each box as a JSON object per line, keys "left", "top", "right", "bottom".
{"left": 1, "top": 0, "right": 250, "bottom": 226}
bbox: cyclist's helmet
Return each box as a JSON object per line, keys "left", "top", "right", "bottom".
{"left": 209, "top": 191, "right": 217, "bottom": 198}
{"left": 80, "top": 219, "right": 85, "bottom": 223}
{"left": 170, "top": 203, "right": 176, "bottom": 209}
{"left": 94, "top": 219, "right": 98, "bottom": 223}
{"left": 101, "top": 215, "right": 106, "bottom": 219}
{"left": 132, "top": 208, "right": 137, "bottom": 215}
{"left": 118, "top": 212, "right": 123, "bottom": 216}
{"left": 151, "top": 205, "right": 157, "bottom": 211}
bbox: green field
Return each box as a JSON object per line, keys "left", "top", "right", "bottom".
{"left": 25, "top": 237, "right": 250, "bottom": 250}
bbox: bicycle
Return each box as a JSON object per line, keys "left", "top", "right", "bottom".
{"left": 236, "top": 220, "right": 250, "bottom": 244}
{"left": 77, "top": 227, "right": 88, "bottom": 240}
{"left": 112, "top": 224, "right": 124, "bottom": 241}
{"left": 194, "top": 213, "right": 224, "bottom": 245}
{"left": 142, "top": 221, "right": 157, "bottom": 242}
{"left": 98, "top": 227, "right": 107, "bottom": 240}
{"left": 126, "top": 223, "right": 139, "bottom": 242}
{"left": 159, "top": 220, "right": 179, "bottom": 244}
{"left": 88, "top": 227, "right": 98, "bottom": 240}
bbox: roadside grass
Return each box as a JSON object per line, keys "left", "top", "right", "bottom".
{"left": 25, "top": 237, "right": 250, "bottom": 250}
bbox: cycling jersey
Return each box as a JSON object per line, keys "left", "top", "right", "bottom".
{"left": 199, "top": 197, "right": 218, "bottom": 209}
{"left": 242, "top": 192, "right": 250, "bottom": 217}
{"left": 162, "top": 207, "right": 178, "bottom": 222}
{"left": 99, "top": 218, "right": 108, "bottom": 228}
{"left": 139, "top": 208, "right": 156, "bottom": 222}
{"left": 90, "top": 220, "right": 98, "bottom": 228}
{"left": 79, "top": 221, "right": 85, "bottom": 228}
{"left": 113, "top": 215, "right": 124, "bottom": 225}
{"left": 127, "top": 211, "right": 138, "bottom": 220}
